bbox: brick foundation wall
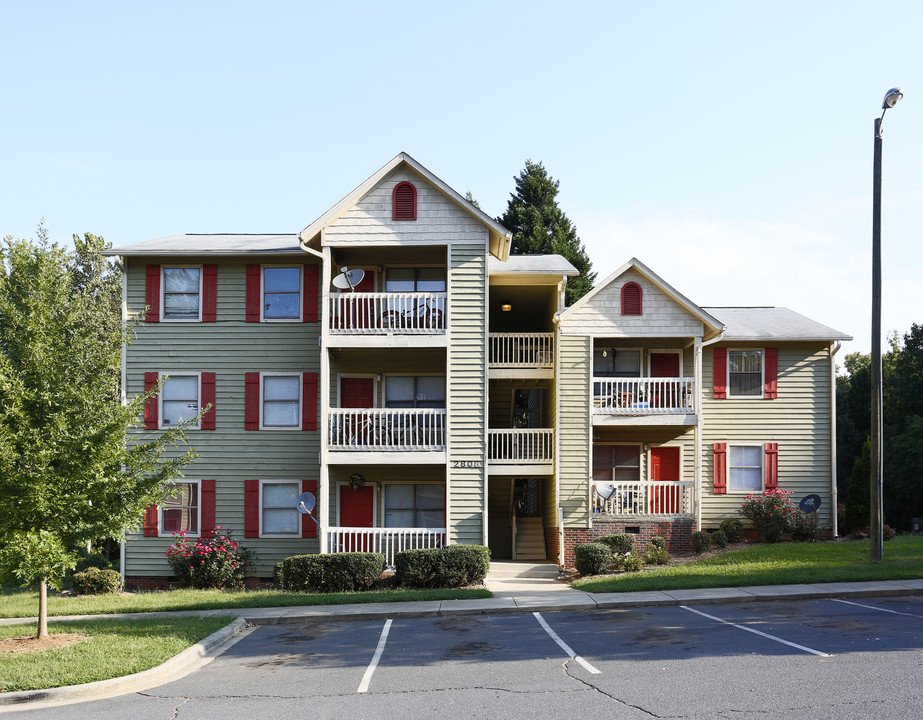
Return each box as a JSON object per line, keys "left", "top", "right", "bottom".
{"left": 563, "top": 519, "right": 694, "bottom": 568}
{"left": 544, "top": 526, "right": 560, "bottom": 563}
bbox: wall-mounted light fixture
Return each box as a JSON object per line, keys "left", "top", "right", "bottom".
{"left": 501, "top": 303, "right": 512, "bottom": 312}
{"left": 349, "top": 473, "right": 365, "bottom": 490}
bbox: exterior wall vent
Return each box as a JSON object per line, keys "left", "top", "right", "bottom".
{"left": 392, "top": 181, "right": 417, "bottom": 220}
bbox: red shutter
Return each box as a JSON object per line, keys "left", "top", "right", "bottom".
{"left": 144, "top": 372, "right": 159, "bottom": 430}
{"left": 201, "top": 372, "right": 216, "bottom": 430}
{"left": 143, "top": 505, "right": 159, "bottom": 537}
{"left": 303, "top": 264, "right": 318, "bottom": 323}
{"left": 302, "top": 479, "right": 318, "bottom": 538}
{"left": 765, "top": 443, "right": 779, "bottom": 489}
{"left": 246, "top": 264, "right": 261, "bottom": 322}
{"left": 201, "top": 479, "right": 216, "bottom": 538}
{"left": 764, "top": 347, "right": 778, "bottom": 399}
{"left": 392, "top": 182, "right": 417, "bottom": 220}
{"left": 244, "top": 479, "right": 260, "bottom": 538}
{"left": 145, "top": 265, "right": 161, "bottom": 323}
{"left": 245, "top": 372, "right": 260, "bottom": 430}
{"left": 621, "top": 282, "right": 642, "bottom": 315}
{"left": 713, "top": 443, "right": 727, "bottom": 494}
{"left": 302, "top": 372, "right": 318, "bottom": 431}
{"left": 713, "top": 348, "right": 727, "bottom": 399}
{"left": 202, "top": 264, "right": 217, "bottom": 322}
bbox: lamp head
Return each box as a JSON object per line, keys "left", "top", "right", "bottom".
{"left": 882, "top": 87, "right": 903, "bottom": 110}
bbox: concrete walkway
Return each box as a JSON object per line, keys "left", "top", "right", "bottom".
{"left": 3, "top": 577, "right": 922, "bottom": 711}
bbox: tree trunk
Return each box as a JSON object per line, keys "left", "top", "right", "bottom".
{"left": 37, "top": 579, "right": 49, "bottom": 639}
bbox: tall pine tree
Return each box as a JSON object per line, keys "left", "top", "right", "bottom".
{"left": 498, "top": 160, "right": 595, "bottom": 305}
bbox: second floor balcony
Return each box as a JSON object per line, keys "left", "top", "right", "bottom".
{"left": 593, "top": 377, "right": 696, "bottom": 425}
{"left": 489, "top": 333, "right": 554, "bottom": 378}
{"left": 327, "top": 408, "right": 446, "bottom": 458}
{"left": 487, "top": 428, "right": 554, "bottom": 474}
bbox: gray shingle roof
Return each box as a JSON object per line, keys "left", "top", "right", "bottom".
{"left": 704, "top": 307, "right": 851, "bottom": 341}
{"left": 488, "top": 255, "right": 578, "bottom": 275}
{"left": 103, "top": 234, "right": 304, "bottom": 256}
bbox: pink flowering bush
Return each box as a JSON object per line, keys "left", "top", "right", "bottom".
{"left": 165, "top": 528, "right": 254, "bottom": 589}
{"left": 739, "top": 489, "right": 797, "bottom": 543}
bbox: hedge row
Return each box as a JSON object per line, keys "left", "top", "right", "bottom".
{"left": 394, "top": 545, "right": 490, "bottom": 589}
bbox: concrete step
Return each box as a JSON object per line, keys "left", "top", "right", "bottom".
{"left": 489, "top": 561, "right": 560, "bottom": 579}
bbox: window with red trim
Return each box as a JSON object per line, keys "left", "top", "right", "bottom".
{"left": 621, "top": 282, "right": 642, "bottom": 315}
{"left": 392, "top": 182, "right": 417, "bottom": 220}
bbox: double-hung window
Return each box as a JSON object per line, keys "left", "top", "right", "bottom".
{"left": 728, "top": 350, "right": 763, "bottom": 397}
{"left": 728, "top": 446, "right": 763, "bottom": 492}
{"left": 385, "top": 376, "right": 445, "bottom": 408}
{"left": 263, "top": 267, "right": 302, "bottom": 320}
{"left": 384, "top": 484, "right": 444, "bottom": 528}
{"left": 162, "top": 267, "right": 201, "bottom": 321}
{"left": 261, "top": 480, "right": 300, "bottom": 536}
{"left": 161, "top": 481, "right": 199, "bottom": 535}
{"left": 385, "top": 268, "right": 446, "bottom": 293}
{"left": 161, "top": 374, "right": 200, "bottom": 428}
{"left": 261, "top": 374, "right": 301, "bottom": 429}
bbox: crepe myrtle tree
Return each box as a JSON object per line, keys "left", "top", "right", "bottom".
{"left": 0, "top": 228, "right": 197, "bottom": 638}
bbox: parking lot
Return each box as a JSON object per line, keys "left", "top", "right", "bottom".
{"left": 8, "top": 595, "right": 923, "bottom": 719}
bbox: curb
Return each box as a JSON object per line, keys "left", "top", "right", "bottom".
{"left": 0, "top": 617, "right": 252, "bottom": 712}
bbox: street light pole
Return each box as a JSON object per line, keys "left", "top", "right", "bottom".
{"left": 870, "top": 87, "right": 902, "bottom": 562}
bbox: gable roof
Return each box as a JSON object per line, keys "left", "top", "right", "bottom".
{"left": 559, "top": 257, "right": 724, "bottom": 338}
{"left": 298, "top": 152, "right": 513, "bottom": 261}
{"left": 704, "top": 307, "right": 851, "bottom": 342}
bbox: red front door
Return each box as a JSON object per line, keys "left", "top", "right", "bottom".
{"left": 339, "top": 484, "right": 374, "bottom": 551}
{"left": 650, "top": 353, "right": 681, "bottom": 408}
{"left": 341, "top": 377, "right": 374, "bottom": 446}
{"left": 650, "top": 446, "right": 680, "bottom": 513}
{"left": 650, "top": 353, "right": 680, "bottom": 377}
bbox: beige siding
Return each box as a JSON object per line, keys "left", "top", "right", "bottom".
{"left": 123, "top": 256, "right": 322, "bottom": 577}
{"left": 564, "top": 268, "right": 703, "bottom": 337}
{"left": 700, "top": 344, "right": 834, "bottom": 528}
{"left": 448, "top": 243, "right": 488, "bottom": 545}
{"left": 557, "top": 334, "right": 592, "bottom": 527}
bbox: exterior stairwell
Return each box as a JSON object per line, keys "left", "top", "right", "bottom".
{"left": 513, "top": 517, "right": 547, "bottom": 561}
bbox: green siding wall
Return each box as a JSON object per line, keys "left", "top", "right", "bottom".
{"left": 557, "top": 334, "right": 592, "bottom": 527}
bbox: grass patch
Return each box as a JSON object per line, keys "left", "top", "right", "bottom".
{"left": 0, "top": 586, "right": 492, "bottom": 619}
{"left": 574, "top": 536, "right": 923, "bottom": 593}
{"left": 0, "top": 616, "right": 232, "bottom": 693}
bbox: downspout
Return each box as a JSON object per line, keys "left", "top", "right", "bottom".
{"left": 697, "top": 331, "right": 726, "bottom": 532}
{"left": 829, "top": 341, "right": 842, "bottom": 537}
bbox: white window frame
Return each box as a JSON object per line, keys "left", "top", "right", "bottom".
{"left": 383, "top": 266, "right": 448, "bottom": 293}
{"left": 160, "top": 265, "right": 203, "bottom": 322}
{"left": 592, "top": 346, "right": 643, "bottom": 378}
{"left": 381, "top": 481, "right": 446, "bottom": 529}
{"left": 259, "top": 372, "right": 303, "bottom": 431}
{"left": 647, "top": 349, "right": 683, "bottom": 378}
{"left": 259, "top": 479, "right": 302, "bottom": 537}
{"left": 261, "top": 265, "right": 303, "bottom": 322}
{"left": 592, "top": 443, "right": 643, "bottom": 484}
{"left": 382, "top": 374, "right": 446, "bottom": 409}
{"left": 727, "top": 444, "right": 765, "bottom": 493}
{"left": 727, "top": 348, "right": 765, "bottom": 399}
{"left": 159, "top": 479, "right": 201, "bottom": 537}
{"left": 158, "top": 372, "right": 201, "bottom": 430}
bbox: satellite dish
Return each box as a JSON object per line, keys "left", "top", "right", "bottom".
{"left": 332, "top": 267, "right": 365, "bottom": 292}
{"left": 594, "top": 483, "right": 618, "bottom": 500}
{"left": 799, "top": 494, "right": 822, "bottom": 513}
{"left": 296, "top": 492, "right": 316, "bottom": 515}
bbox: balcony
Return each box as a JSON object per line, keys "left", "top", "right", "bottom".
{"left": 488, "top": 333, "right": 554, "bottom": 378}
{"left": 593, "top": 481, "right": 695, "bottom": 517}
{"left": 487, "top": 429, "right": 554, "bottom": 475}
{"left": 592, "top": 377, "right": 696, "bottom": 426}
{"left": 326, "top": 527, "right": 446, "bottom": 568}
{"left": 327, "top": 408, "right": 446, "bottom": 461}
{"left": 330, "top": 292, "right": 446, "bottom": 344}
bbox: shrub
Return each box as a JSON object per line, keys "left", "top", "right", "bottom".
{"left": 790, "top": 510, "right": 821, "bottom": 541}
{"left": 597, "top": 533, "right": 635, "bottom": 555}
{"left": 739, "top": 489, "right": 797, "bottom": 543}
{"left": 719, "top": 518, "right": 744, "bottom": 543}
{"left": 393, "top": 545, "right": 491, "bottom": 588}
{"left": 619, "top": 551, "right": 644, "bottom": 572}
{"left": 574, "top": 543, "right": 612, "bottom": 576}
{"left": 643, "top": 536, "right": 671, "bottom": 565}
{"left": 73, "top": 548, "right": 110, "bottom": 573}
{"left": 710, "top": 530, "right": 728, "bottom": 548}
{"left": 691, "top": 530, "right": 711, "bottom": 553}
{"left": 165, "top": 528, "right": 253, "bottom": 589}
{"left": 276, "top": 552, "right": 385, "bottom": 592}
{"left": 72, "top": 567, "right": 121, "bottom": 594}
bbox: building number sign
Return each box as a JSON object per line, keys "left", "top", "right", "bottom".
{"left": 452, "top": 460, "right": 483, "bottom": 469}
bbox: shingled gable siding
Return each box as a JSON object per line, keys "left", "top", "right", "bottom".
{"left": 556, "top": 333, "right": 592, "bottom": 527}
{"left": 700, "top": 343, "right": 833, "bottom": 529}
{"left": 123, "top": 256, "right": 322, "bottom": 579}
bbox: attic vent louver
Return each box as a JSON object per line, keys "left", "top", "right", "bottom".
{"left": 621, "top": 282, "right": 642, "bottom": 315}
{"left": 392, "top": 181, "right": 417, "bottom": 220}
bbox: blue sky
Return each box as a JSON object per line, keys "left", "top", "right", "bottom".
{"left": 2, "top": 1, "right": 920, "bottom": 357}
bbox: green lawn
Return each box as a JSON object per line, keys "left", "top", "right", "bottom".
{"left": 0, "top": 586, "right": 492, "bottom": 619}
{"left": 574, "top": 536, "right": 923, "bottom": 593}
{"left": 0, "top": 616, "right": 233, "bottom": 693}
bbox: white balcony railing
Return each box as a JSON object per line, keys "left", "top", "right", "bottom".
{"left": 330, "top": 292, "right": 447, "bottom": 335}
{"left": 593, "top": 377, "right": 695, "bottom": 415}
{"left": 326, "top": 527, "right": 446, "bottom": 568}
{"left": 487, "top": 429, "right": 554, "bottom": 464}
{"left": 489, "top": 333, "right": 554, "bottom": 369}
{"left": 593, "top": 481, "right": 695, "bottom": 517}
{"left": 327, "top": 408, "right": 446, "bottom": 451}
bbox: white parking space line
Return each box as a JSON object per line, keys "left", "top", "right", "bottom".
{"left": 680, "top": 606, "right": 831, "bottom": 657}
{"left": 832, "top": 598, "right": 923, "bottom": 618}
{"left": 533, "top": 612, "right": 602, "bottom": 674}
{"left": 357, "top": 619, "right": 393, "bottom": 694}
